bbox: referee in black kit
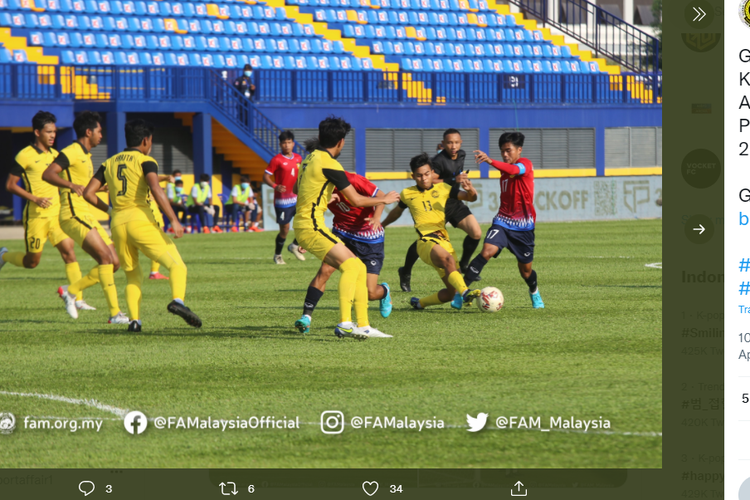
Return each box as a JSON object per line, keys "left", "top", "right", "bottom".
{"left": 398, "top": 128, "right": 483, "bottom": 291}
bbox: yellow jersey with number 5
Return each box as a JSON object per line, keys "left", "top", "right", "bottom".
{"left": 95, "top": 148, "right": 158, "bottom": 228}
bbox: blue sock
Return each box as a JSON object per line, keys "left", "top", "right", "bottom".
{"left": 173, "top": 298, "right": 185, "bottom": 306}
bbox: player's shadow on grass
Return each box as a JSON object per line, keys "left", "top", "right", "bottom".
{"left": 0, "top": 319, "right": 56, "bottom": 324}
{"left": 87, "top": 325, "right": 333, "bottom": 341}
{"left": 585, "top": 285, "right": 662, "bottom": 289}
{"left": 0, "top": 277, "right": 65, "bottom": 281}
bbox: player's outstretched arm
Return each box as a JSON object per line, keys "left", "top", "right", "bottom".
{"left": 473, "top": 150, "right": 522, "bottom": 175}
{"left": 370, "top": 190, "right": 386, "bottom": 230}
{"left": 381, "top": 204, "right": 405, "bottom": 228}
{"left": 146, "top": 171, "right": 183, "bottom": 238}
{"left": 82, "top": 176, "right": 112, "bottom": 214}
{"left": 5, "top": 173, "right": 52, "bottom": 208}
{"left": 457, "top": 178, "right": 478, "bottom": 202}
{"left": 42, "top": 161, "right": 85, "bottom": 196}
{"left": 339, "top": 185, "right": 399, "bottom": 208}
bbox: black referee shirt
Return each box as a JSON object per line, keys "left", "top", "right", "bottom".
{"left": 431, "top": 149, "right": 466, "bottom": 186}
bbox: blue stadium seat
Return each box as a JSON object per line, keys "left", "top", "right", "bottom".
{"left": 291, "top": 55, "right": 306, "bottom": 68}
{"left": 82, "top": 32, "right": 96, "bottom": 46}
{"left": 182, "top": 36, "right": 196, "bottom": 50}
{"left": 29, "top": 31, "right": 43, "bottom": 45}
{"left": 100, "top": 50, "right": 115, "bottom": 64}
{"left": 569, "top": 60, "right": 581, "bottom": 73}
{"left": 61, "top": 50, "right": 75, "bottom": 63}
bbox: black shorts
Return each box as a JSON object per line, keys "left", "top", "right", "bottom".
{"left": 339, "top": 234, "right": 384, "bottom": 275}
{"left": 445, "top": 197, "right": 472, "bottom": 228}
{"left": 275, "top": 205, "right": 296, "bottom": 225}
{"left": 484, "top": 225, "right": 535, "bottom": 264}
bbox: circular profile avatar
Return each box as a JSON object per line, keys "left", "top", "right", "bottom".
{"left": 0, "top": 413, "right": 16, "bottom": 434}
{"left": 741, "top": 0, "right": 750, "bottom": 27}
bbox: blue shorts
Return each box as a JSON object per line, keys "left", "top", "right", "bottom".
{"left": 275, "top": 205, "right": 296, "bottom": 225}
{"left": 340, "top": 235, "right": 384, "bottom": 275}
{"left": 484, "top": 225, "right": 535, "bottom": 264}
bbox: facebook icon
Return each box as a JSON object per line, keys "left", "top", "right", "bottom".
{"left": 123, "top": 411, "right": 148, "bottom": 435}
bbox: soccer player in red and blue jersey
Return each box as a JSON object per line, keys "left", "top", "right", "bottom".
{"left": 468, "top": 132, "right": 544, "bottom": 308}
{"left": 294, "top": 170, "right": 393, "bottom": 337}
{"left": 263, "top": 131, "right": 305, "bottom": 264}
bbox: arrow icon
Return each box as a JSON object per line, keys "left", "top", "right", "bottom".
{"left": 693, "top": 224, "right": 705, "bottom": 234}
{"left": 219, "top": 482, "right": 238, "bottom": 496}
{"left": 511, "top": 481, "right": 528, "bottom": 497}
{"left": 693, "top": 6, "right": 706, "bottom": 21}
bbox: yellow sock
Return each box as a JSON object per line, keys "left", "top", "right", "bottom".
{"left": 447, "top": 271, "right": 469, "bottom": 296}
{"left": 3, "top": 251, "right": 25, "bottom": 267}
{"left": 97, "top": 264, "right": 120, "bottom": 317}
{"left": 337, "top": 257, "right": 361, "bottom": 324}
{"left": 353, "top": 259, "right": 369, "bottom": 327}
{"left": 419, "top": 292, "right": 444, "bottom": 308}
{"left": 150, "top": 260, "right": 160, "bottom": 274}
{"left": 157, "top": 249, "right": 187, "bottom": 301}
{"left": 125, "top": 267, "right": 142, "bottom": 321}
{"left": 65, "top": 262, "right": 83, "bottom": 300}
{"left": 68, "top": 267, "right": 99, "bottom": 297}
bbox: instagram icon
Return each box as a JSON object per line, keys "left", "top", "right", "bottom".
{"left": 320, "top": 411, "right": 345, "bottom": 434}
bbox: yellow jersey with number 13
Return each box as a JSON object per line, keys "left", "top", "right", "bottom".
{"left": 398, "top": 182, "right": 459, "bottom": 239}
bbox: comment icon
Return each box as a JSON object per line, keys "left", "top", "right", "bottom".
{"left": 78, "top": 480, "right": 95, "bottom": 496}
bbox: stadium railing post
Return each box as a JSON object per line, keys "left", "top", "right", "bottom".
{"left": 10, "top": 64, "right": 17, "bottom": 99}
{"left": 363, "top": 71, "right": 369, "bottom": 103}
{"left": 291, "top": 69, "right": 297, "bottom": 103}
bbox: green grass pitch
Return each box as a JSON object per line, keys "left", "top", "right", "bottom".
{"left": 0, "top": 219, "right": 661, "bottom": 468}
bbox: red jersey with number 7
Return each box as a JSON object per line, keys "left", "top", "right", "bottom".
{"left": 328, "top": 172, "right": 384, "bottom": 243}
{"left": 265, "top": 153, "right": 302, "bottom": 208}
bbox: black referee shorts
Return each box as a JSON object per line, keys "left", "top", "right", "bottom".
{"left": 445, "top": 198, "right": 473, "bottom": 228}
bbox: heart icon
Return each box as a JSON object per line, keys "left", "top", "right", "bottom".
{"left": 362, "top": 481, "right": 379, "bottom": 497}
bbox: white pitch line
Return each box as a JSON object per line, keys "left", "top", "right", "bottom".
{"left": 645, "top": 262, "right": 662, "bottom": 269}
{"left": 0, "top": 391, "right": 130, "bottom": 418}
{"left": 2, "top": 392, "right": 661, "bottom": 438}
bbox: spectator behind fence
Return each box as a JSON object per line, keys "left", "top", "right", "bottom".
{"left": 187, "top": 173, "right": 223, "bottom": 234}
{"left": 226, "top": 174, "right": 261, "bottom": 232}
{"left": 234, "top": 64, "right": 256, "bottom": 124}
{"left": 166, "top": 178, "right": 188, "bottom": 232}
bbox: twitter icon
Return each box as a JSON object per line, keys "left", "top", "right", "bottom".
{"left": 466, "top": 413, "right": 489, "bottom": 432}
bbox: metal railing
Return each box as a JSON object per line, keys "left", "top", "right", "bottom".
{"left": 248, "top": 69, "right": 661, "bottom": 105}
{"left": 0, "top": 64, "right": 661, "bottom": 111}
{"left": 0, "top": 64, "right": 307, "bottom": 157}
{"left": 507, "top": 0, "right": 660, "bottom": 75}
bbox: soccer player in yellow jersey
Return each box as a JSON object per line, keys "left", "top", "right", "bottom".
{"left": 293, "top": 116, "right": 399, "bottom": 340}
{"left": 82, "top": 118, "right": 201, "bottom": 332}
{"left": 0, "top": 111, "right": 96, "bottom": 311}
{"left": 42, "top": 111, "right": 128, "bottom": 324}
{"left": 381, "top": 153, "right": 481, "bottom": 310}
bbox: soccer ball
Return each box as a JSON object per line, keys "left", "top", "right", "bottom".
{"left": 476, "top": 287, "right": 504, "bottom": 313}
